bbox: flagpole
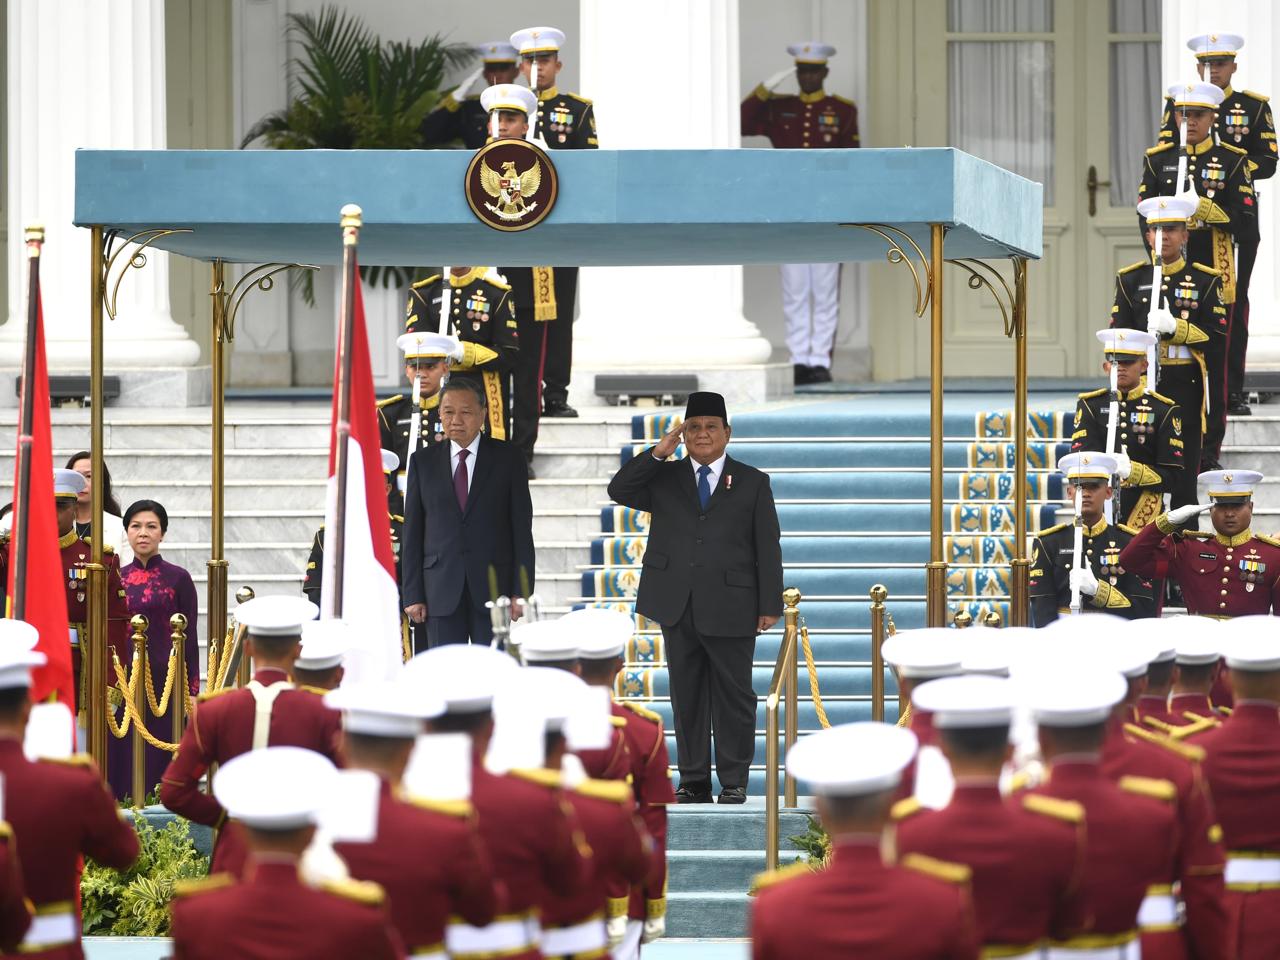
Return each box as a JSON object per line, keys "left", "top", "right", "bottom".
{"left": 87, "top": 225, "right": 108, "bottom": 766}
{"left": 330, "top": 204, "right": 363, "bottom": 618}
{"left": 10, "top": 224, "right": 44, "bottom": 621}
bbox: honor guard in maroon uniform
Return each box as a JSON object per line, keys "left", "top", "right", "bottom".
{"left": 1132, "top": 625, "right": 1181, "bottom": 730}
{"left": 1113, "top": 198, "right": 1226, "bottom": 513}
{"left": 378, "top": 333, "right": 457, "bottom": 495}
{"left": 1021, "top": 667, "right": 1180, "bottom": 958}
{"left": 421, "top": 43, "right": 520, "bottom": 150}
{"left": 1030, "top": 454, "right": 1157, "bottom": 626}
{"left": 159, "top": 596, "right": 342, "bottom": 865}
{"left": 1195, "top": 624, "right": 1280, "bottom": 960}
{"left": 742, "top": 42, "right": 859, "bottom": 386}
{"left": 1119, "top": 469, "right": 1280, "bottom": 617}
{"left": 410, "top": 643, "right": 591, "bottom": 960}
{"left": 895, "top": 676, "right": 1086, "bottom": 956}
{"left": 406, "top": 271, "right": 519, "bottom": 441}
{"left": 750, "top": 722, "right": 980, "bottom": 960}
{"left": 1070, "top": 334, "right": 1183, "bottom": 530}
{"left": 880, "top": 631, "right": 964, "bottom": 808}
{"left": 567, "top": 608, "right": 677, "bottom": 960}
{"left": 0, "top": 626, "right": 138, "bottom": 958}
{"left": 1165, "top": 629, "right": 1231, "bottom": 738}
{"left": 1158, "top": 34, "right": 1275, "bottom": 416}
{"left": 1139, "top": 81, "right": 1257, "bottom": 467}
{"left": 169, "top": 746, "right": 403, "bottom": 960}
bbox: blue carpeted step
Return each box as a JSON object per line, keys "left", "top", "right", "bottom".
{"left": 593, "top": 533, "right": 1021, "bottom": 566}
{"left": 616, "top": 695, "right": 882, "bottom": 731}
{"left": 582, "top": 566, "right": 929, "bottom": 600}
{"left": 759, "top": 471, "right": 1061, "bottom": 501}
{"left": 633, "top": 665, "right": 883, "bottom": 699}
{"left": 621, "top": 631, "right": 900, "bottom": 666}
{"left": 667, "top": 806, "right": 812, "bottom": 851}
{"left": 661, "top": 727, "right": 906, "bottom": 771}
{"left": 619, "top": 440, "right": 1070, "bottom": 470}
{"left": 600, "top": 503, "right": 1058, "bottom": 534}
{"left": 667, "top": 892, "right": 751, "bottom": 939}
{"left": 599, "top": 597, "right": 1007, "bottom": 631}
{"left": 669, "top": 850, "right": 766, "bottom": 893}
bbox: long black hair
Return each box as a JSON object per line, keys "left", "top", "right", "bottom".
{"left": 64, "top": 451, "right": 122, "bottom": 515}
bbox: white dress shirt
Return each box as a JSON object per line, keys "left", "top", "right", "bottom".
{"left": 450, "top": 435, "right": 481, "bottom": 491}
{"left": 691, "top": 453, "right": 727, "bottom": 494}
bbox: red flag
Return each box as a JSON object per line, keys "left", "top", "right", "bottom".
{"left": 8, "top": 283, "right": 74, "bottom": 705}
{"left": 321, "top": 265, "right": 401, "bottom": 681}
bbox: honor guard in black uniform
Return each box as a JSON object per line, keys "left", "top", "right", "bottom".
{"left": 405, "top": 268, "right": 519, "bottom": 443}
{"left": 1071, "top": 330, "right": 1183, "bottom": 531}
{"left": 1029, "top": 452, "right": 1156, "bottom": 627}
{"left": 421, "top": 42, "right": 520, "bottom": 150}
{"left": 502, "top": 27, "right": 599, "bottom": 448}
{"left": 376, "top": 331, "right": 456, "bottom": 497}
{"left": 1111, "top": 196, "right": 1225, "bottom": 515}
{"left": 1158, "top": 33, "right": 1275, "bottom": 415}
{"left": 1139, "top": 81, "right": 1257, "bottom": 467}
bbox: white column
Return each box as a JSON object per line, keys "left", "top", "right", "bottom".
{"left": 573, "top": 0, "right": 778, "bottom": 406}
{"left": 1163, "top": 2, "right": 1280, "bottom": 371}
{"left": 2, "top": 0, "right": 200, "bottom": 372}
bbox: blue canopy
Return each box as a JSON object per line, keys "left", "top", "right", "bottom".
{"left": 74, "top": 146, "right": 1041, "bottom": 267}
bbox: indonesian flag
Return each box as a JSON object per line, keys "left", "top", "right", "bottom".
{"left": 320, "top": 267, "right": 402, "bottom": 683}
{"left": 6, "top": 281, "right": 74, "bottom": 706}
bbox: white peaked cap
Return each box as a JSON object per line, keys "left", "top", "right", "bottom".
{"left": 880, "top": 628, "right": 963, "bottom": 679}
{"left": 235, "top": 595, "right": 318, "bottom": 637}
{"left": 213, "top": 747, "right": 338, "bottom": 829}
{"left": 912, "top": 674, "right": 1015, "bottom": 729}
{"left": 787, "top": 722, "right": 918, "bottom": 796}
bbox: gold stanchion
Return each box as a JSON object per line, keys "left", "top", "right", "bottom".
{"left": 927, "top": 223, "right": 947, "bottom": 627}
{"left": 1010, "top": 257, "right": 1031, "bottom": 626}
{"left": 782, "top": 587, "right": 800, "bottom": 809}
{"left": 953, "top": 609, "right": 973, "bottom": 629}
{"left": 171, "top": 614, "right": 188, "bottom": 743}
{"left": 208, "top": 259, "right": 229, "bottom": 670}
{"left": 87, "top": 225, "right": 108, "bottom": 771}
{"left": 869, "top": 585, "right": 888, "bottom": 722}
{"left": 129, "top": 615, "right": 148, "bottom": 807}
{"left": 765, "top": 588, "right": 802, "bottom": 872}
{"left": 235, "top": 586, "right": 255, "bottom": 687}
{"left": 983, "top": 610, "right": 1004, "bottom": 629}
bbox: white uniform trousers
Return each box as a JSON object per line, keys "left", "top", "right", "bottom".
{"left": 781, "top": 262, "right": 841, "bottom": 367}
{"left": 612, "top": 919, "right": 643, "bottom": 960}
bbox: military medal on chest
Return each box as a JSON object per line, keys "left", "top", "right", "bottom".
{"left": 819, "top": 110, "right": 838, "bottom": 143}
{"left": 547, "top": 104, "right": 574, "bottom": 143}
{"left": 1200, "top": 157, "right": 1225, "bottom": 198}
{"left": 1226, "top": 105, "right": 1250, "bottom": 143}
{"left": 466, "top": 292, "right": 490, "bottom": 332}
{"left": 1239, "top": 553, "right": 1266, "bottom": 592}
{"left": 1172, "top": 276, "right": 1198, "bottom": 319}
{"left": 1128, "top": 405, "right": 1154, "bottom": 445}
{"left": 1100, "top": 543, "right": 1124, "bottom": 585}
{"left": 68, "top": 564, "right": 86, "bottom": 602}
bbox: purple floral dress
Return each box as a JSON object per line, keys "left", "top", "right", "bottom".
{"left": 107, "top": 554, "right": 200, "bottom": 800}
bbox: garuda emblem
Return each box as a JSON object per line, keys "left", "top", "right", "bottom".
{"left": 480, "top": 157, "right": 543, "bottom": 221}
{"left": 464, "top": 139, "right": 558, "bottom": 232}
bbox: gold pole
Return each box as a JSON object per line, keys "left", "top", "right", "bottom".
{"left": 129, "top": 615, "right": 148, "bottom": 806}
{"left": 235, "top": 585, "right": 254, "bottom": 686}
{"left": 983, "top": 610, "right": 1004, "bottom": 629}
{"left": 86, "top": 225, "right": 108, "bottom": 770}
{"left": 953, "top": 609, "right": 973, "bottom": 628}
{"left": 765, "top": 684, "right": 780, "bottom": 872}
{"left": 1010, "top": 258, "right": 1031, "bottom": 626}
{"left": 208, "top": 260, "right": 229, "bottom": 678}
{"left": 782, "top": 588, "right": 800, "bottom": 808}
{"left": 926, "top": 224, "right": 947, "bottom": 627}
{"left": 869, "top": 585, "right": 887, "bottom": 722}
{"left": 171, "top": 614, "right": 188, "bottom": 743}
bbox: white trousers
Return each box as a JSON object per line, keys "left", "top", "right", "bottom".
{"left": 612, "top": 919, "right": 643, "bottom": 960}
{"left": 781, "top": 262, "right": 841, "bottom": 367}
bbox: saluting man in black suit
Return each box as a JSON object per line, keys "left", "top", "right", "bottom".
{"left": 607, "top": 392, "right": 783, "bottom": 804}
{"left": 401, "top": 378, "right": 535, "bottom": 648}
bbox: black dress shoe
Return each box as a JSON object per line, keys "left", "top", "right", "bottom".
{"left": 1200, "top": 458, "right": 1223, "bottom": 473}
{"left": 718, "top": 786, "right": 747, "bottom": 805}
{"left": 794, "top": 363, "right": 817, "bottom": 385}
{"left": 807, "top": 366, "right": 833, "bottom": 384}
{"left": 674, "top": 784, "right": 713, "bottom": 804}
{"left": 543, "top": 400, "right": 579, "bottom": 418}
{"left": 1228, "top": 394, "right": 1252, "bottom": 416}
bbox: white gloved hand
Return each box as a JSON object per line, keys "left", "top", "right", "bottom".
{"left": 448, "top": 340, "right": 466, "bottom": 364}
{"left": 606, "top": 914, "right": 628, "bottom": 947}
{"left": 642, "top": 914, "right": 666, "bottom": 944}
{"left": 1167, "top": 502, "right": 1213, "bottom": 525}
{"left": 451, "top": 67, "right": 485, "bottom": 101}
{"left": 763, "top": 67, "right": 794, "bottom": 89}
{"left": 1147, "top": 307, "right": 1178, "bottom": 337}
{"left": 1070, "top": 567, "right": 1099, "bottom": 597}
{"left": 1174, "top": 184, "right": 1200, "bottom": 211}
{"left": 1111, "top": 451, "right": 1132, "bottom": 481}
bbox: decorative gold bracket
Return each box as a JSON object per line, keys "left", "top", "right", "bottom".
{"left": 944, "top": 257, "right": 1028, "bottom": 338}
{"left": 211, "top": 259, "right": 319, "bottom": 344}
{"left": 101, "top": 228, "right": 194, "bottom": 322}
{"left": 843, "top": 223, "right": 935, "bottom": 317}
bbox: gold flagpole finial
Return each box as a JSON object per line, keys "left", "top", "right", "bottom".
{"left": 340, "top": 204, "right": 363, "bottom": 246}
{"left": 25, "top": 223, "right": 44, "bottom": 256}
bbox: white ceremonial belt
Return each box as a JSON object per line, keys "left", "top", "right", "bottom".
{"left": 1225, "top": 854, "right": 1280, "bottom": 884}
{"left": 985, "top": 949, "right": 1040, "bottom": 960}
{"left": 447, "top": 915, "right": 539, "bottom": 957}
{"left": 541, "top": 917, "right": 607, "bottom": 955}
{"left": 1166, "top": 344, "right": 1193, "bottom": 360}
{"left": 1046, "top": 933, "right": 1140, "bottom": 960}
{"left": 1138, "top": 891, "right": 1180, "bottom": 928}
{"left": 409, "top": 950, "right": 446, "bottom": 960}
{"left": 22, "top": 910, "right": 76, "bottom": 949}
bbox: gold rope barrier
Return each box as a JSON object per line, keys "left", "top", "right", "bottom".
{"left": 796, "top": 621, "right": 830, "bottom": 730}
{"left": 111, "top": 656, "right": 183, "bottom": 754}
{"left": 765, "top": 588, "right": 802, "bottom": 872}
{"left": 129, "top": 617, "right": 148, "bottom": 805}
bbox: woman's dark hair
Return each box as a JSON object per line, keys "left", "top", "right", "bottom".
{"left": 123, "top": 499, "right": 169, "bottom": 534}
{"left": 64, "top": 451, "right": 122, "bottom": 515}
{"left": 0, "top": 503, "right": 11, "bottom": 523}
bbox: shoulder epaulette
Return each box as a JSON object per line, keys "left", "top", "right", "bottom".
{"left": 196, "top": 686, "right": 236, "bottom": 702}
{"left": 830, "top": 94, "right": 856, "bottom": 107}
{"left": 890, "top": 796, "right": 923, "bottom": 821}
{"left": 575, "top": 778, "right": 635, "bottom": 805}
{"left": 37, "top": 753, "right": 94, "bottom": 769}
{"left": 295, "top": 685, "right": 330, "bottom": 696}
{"left": 376, "top": 395, "right": 403, "bottom": 409}
{"left": 1169, "top": 715, "right": 1219, "bottom": 740}
{"left": 509, "top": 767, "right": 563, "bottom": 789}
{"left": 1222, "top": 142, "right": 1249, "bottom": 156}
{"left": 1256, "top": 533, "right": 1280, "bottom": 548}
{"left": 174, "top": 873, "right": 236, "bottom": 898}
{"left": 391, "top": 514, "right": 404, "bottom": 524}
{"left": 1243, "top": 90, "right": 1270, "bottom": 102}
{"left": 1022, "top": 794, "right": 1084, "bottom": 824}
{"left": 1142, "top": 716, "right": 1176, "bottom": 734}
{"left": 320, "top": 877, "right": 385, "bottom": 906}
{"left": 1118, "top": 261, "right": 1148, "bottom": 275}
{"left": 1146, "top": 142, "right": 1175, "bottom": 155}
{"left": 0, "top": 821, "right": 12, "bottom": 841}
{"left": 901, "top": 853, "right": 972, "bottom": 885}
{"left": 1117, "top": 524, "right": 1140, "bottom": 536}
{"left": 404, "top": 796, "right": 472, "bottom": 818}
{"left": 410, "top": 274, "right": 441, "bottom": 290}
{"left": 563, "top": 91, "right": 593, "bottom": 105}
{"left": 102, "top": 544, "right": 114, "bottom": 555}
{"left": 609, "top": 715, "right": 628, "bottom": 728}
{"left": 1191, "top": 262, "right": 1222, "bottom": 276}
{"left": 1035, "top": 521, "right": 1071, "bottom": 538}
{"left": 1008, "top": 770, "right": 1033, "bottom": 794}
{"left": 1078, "top": 387, "right": 1107, "bottom": 400}
{"left": 483, "top": 275, "right": 512, "bottom": 291}
{"left": 1118, "top": 774, "right": 1177, "bottom": 802}
{"left": 750, "top": 861, "right": 812, "bottom": 895}
{"left": 621, "top": 701, "right": 662, "bottom": 725}
{"left": 1125, "top": 721, "right": 1207, "bottom": 761}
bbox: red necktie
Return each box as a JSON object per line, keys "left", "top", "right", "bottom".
{"left": 454, "top": 449, "right": 470, "bottom": 511}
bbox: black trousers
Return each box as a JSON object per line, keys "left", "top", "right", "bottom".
{"left": 1154, "top": 362, "right": 1204, "bottom": 514}
{"left": 1227, "top": 234, "right": 1259, "bottom": 399}
{"left": 541, "top": 267, "right": 578, "bottom": 407}
{"left": 662, "top": 600, "right": 756, "bottom": 790}
{"left": 426, "top": 584, "right": 494, "bottom": 648}
{"left": 511, "top": 307, "right": 544, "bottom": 461}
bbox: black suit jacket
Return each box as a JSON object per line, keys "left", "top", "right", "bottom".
{"left": 401, "top": 436, "right": 535, "bottom": 616}
{"left": 607, "top": 450, "right": 783, "bottom": 637}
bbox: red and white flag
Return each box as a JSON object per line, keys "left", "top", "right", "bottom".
{"left": 320, "top": 269, "right": 402, "bottom": 682}
{"left": 7, "top": 277, "right": 74, "bottom": 706}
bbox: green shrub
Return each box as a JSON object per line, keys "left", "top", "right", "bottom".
{"left": 788, "top": 814, "right": 831, "bottom": 869}
{"left": 81, "top": 818, "right": 209, "bottom": 937}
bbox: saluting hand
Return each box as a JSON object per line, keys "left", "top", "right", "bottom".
{"left": 651, "top": 422, "right": 686, "bottom": 461}
{"left": 763, "top": 67, "right": 794, "bottom": 90}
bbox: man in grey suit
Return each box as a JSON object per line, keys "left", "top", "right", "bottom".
{"left": 607, "top": 392, "right": 783, "bottom": 804}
